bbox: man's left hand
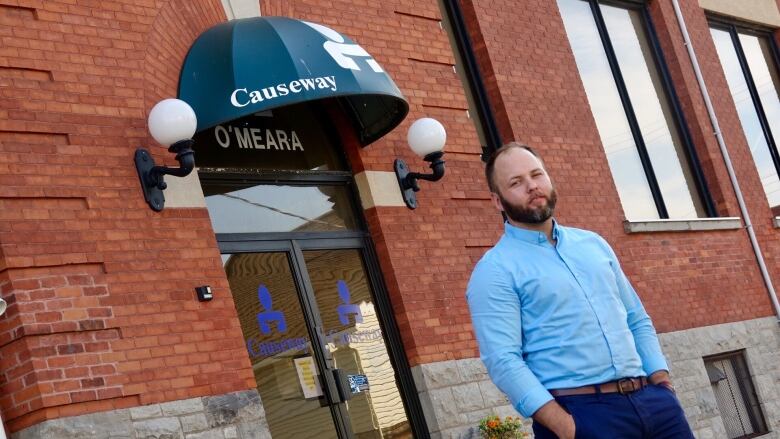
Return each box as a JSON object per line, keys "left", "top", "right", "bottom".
{"left": 649, "top": 370, "right": 675, "bottom": 392}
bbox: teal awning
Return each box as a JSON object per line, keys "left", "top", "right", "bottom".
{"left": 178, "top": 17, "right": 408, "bottom": 146}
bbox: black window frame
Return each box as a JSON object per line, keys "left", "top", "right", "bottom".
{"left": 708, "top": 16, "right": 780, "bottom": 208}
{"left": 571, "top": 0, "right": 717, "bottom": 218}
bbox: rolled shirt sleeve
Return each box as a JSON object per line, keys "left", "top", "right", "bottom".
{"left": 466, "top": 258, "right": 553, "bottom": 417}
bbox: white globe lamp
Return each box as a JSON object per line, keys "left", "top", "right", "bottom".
{"left": 394, "top": 117, "right": 447, "bottom": 209}
{"left": 407, "top": 117, "right": 446, "bottom": 158}
{"left": 134, "top": 98, "right": 198, "bottom": 212}
{"left": 148, "top": 98, "right": 197, "bottom": 147}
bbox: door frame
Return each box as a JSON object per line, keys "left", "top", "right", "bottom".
{"left": 222, "top": 240, "right": 357, "bottom": 437}
{"left": 207, "top": 172, "right": 429, "bottom": 439}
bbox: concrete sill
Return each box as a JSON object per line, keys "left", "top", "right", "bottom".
{"left": 623, "top": 218, "right": 742, "bottom": 233}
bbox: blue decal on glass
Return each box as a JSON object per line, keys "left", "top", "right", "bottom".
{"left": 257, "top": 284, "right": 287, "bottom": 334}
{"left": 336, "top": 280, "right": 362, "bottom": 325}
{"left": 246, "top": 336, "right": 308, "bottom": 358}
{"left": 348, "top": 374, "right": 370, "bottom": 394}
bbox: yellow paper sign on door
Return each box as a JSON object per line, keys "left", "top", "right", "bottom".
{"left": 294, "top": 356, "right": 324, "bottom": 399}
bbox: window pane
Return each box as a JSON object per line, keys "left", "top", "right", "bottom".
{"left": 739, "top": 33, "right": 780, "bottom": 154}
{"left": 203, "top": 183, "right": 359, "bottom": 233}
{"left": 557, "top": 0, "right": 658, "bottom": 220}
{"left": 711, "top": 28, "right": 780, "bottom": 209}
{"left": 601, "top": 5, "right": 703, "bottom": 219}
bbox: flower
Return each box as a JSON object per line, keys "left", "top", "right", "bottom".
{"left": 477, "top": 414, "right": 528, "bottom": 438}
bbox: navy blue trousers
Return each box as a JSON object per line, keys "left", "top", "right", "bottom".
{"left": 532, "top": 384, "right": 695, "bottom": 439}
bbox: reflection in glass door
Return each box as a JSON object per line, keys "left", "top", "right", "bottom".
{"left": 223, "top": 247, "right": 412, "bottom": 439}
{"left": 224, "top": 252, "right": 340, "bottom": 439}
{"left": 304, "top": 249, "right": 412, "bottom": 439}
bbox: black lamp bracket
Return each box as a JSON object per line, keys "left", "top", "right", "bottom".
{"left": 394, "top": 151, "right": 445, "bottom": 209}
{"left": 134, "top": 139, "right": 195, "bottom": 212}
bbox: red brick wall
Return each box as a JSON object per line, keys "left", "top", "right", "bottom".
{"left": 0, "top": 0, "right": 256, "bottom": 432}
{"left": 458, "top": 0, "right": 514, "bottom": 142}
{"left": 1, "top": 0, "right": 778, "bottom": 433}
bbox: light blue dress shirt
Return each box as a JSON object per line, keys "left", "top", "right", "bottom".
{"left": 466, "top": 221, "right": 668, "bottom": 418}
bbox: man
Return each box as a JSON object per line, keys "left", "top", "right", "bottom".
{"left": 466, "top": 142, "right": 694, "bottom": 439}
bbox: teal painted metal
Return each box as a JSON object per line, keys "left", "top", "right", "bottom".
{"left": 178, "top": 17, "right": 408, "bottom": 146}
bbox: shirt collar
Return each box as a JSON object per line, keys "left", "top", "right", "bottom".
{"left": 504, "top": 219, "right": 561, "bottom": 245}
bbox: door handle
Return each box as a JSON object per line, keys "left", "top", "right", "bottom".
{"left": 332, "top": 368, "right": 353, "bottom": 401}
{"left": 313, "top": 326, "right": 343, "bottom": 405}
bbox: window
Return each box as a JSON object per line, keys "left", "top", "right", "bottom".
{"left": 557, "top": 0, "right": 714, "bottom": 220}
{"left": 704, "top": 351, "right": 768, "bottom": 439}
{"left": 709, "top": 20, "right": 780, "bottom": 215}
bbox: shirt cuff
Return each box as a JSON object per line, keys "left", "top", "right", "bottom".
{"left": 642, "top": 355, "right": 669, "bottom": 377}
{"left": 514, "top": 388, "right": 554, "bottom": 418}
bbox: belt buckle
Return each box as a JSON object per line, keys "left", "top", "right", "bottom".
{"left": 617, "top": 378, "right": 635, "bottom": 395}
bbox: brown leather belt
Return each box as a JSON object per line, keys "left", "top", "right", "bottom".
{"left": 550, "top": 377, "right": 649, "bottom": 397}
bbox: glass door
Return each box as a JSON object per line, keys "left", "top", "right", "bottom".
{"left": 223, "top": 250, "right": 343, "bottom": 439}
{"left": 302, "top": 248, "right": 412, "bottom": 439}
{"left": 222, "top": 242, "right": 412, "bottom": 439}
{"left": 203, "top": 170, "right": 424, "bottom": 438}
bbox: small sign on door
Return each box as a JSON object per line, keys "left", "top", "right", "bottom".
{"left": 348, "top": 374, "right": 370, "bottom": 394}
{"left": 294, "top": 357, "right": 324, "bottom": 399}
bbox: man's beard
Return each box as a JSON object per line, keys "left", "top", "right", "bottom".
{"left": 499, "top": 188, "right": 558, "bottom": 224}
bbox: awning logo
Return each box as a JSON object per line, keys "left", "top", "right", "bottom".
{"left": 303, "top": 21, "right": 384, "bottom": 73}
